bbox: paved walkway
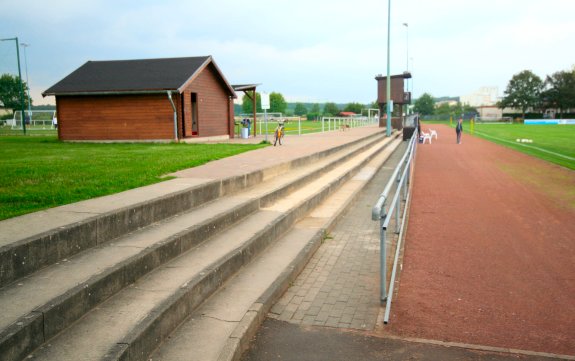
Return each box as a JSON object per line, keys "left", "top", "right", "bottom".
{"left": 171, "top": 126, "right": 383, "bottom": 179}
{"left": 268, "top": 141, "right": 406, "bottom": 330}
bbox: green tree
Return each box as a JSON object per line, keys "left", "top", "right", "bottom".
{"left": 499, "top": 70, "right": 543, "bottom": 118}
{"left": 293, "top": 102, "right": 308, "bottom": 116}
{"left": 270, "top": 92, "right": 287, "bottom": 114}
{"left": 323, "top": 102, "right": 340, "bottom": 116}
{"left": 343, "top": 102, "right": 364, "bottom": 114}
{"left": 542, "top": 69, "right": 575, "bottom": 118}
{"left": 308, "top": 103, "right": 321, "bottom": 120}
{"left": 0, "top": 73, "right": 31, "bottom": 113}
{"left": 413, "top": 93, "right": 434, "bottom": 115}
{"left": 433, "top": 102, "right": 451, "bottom": 116}
{"left": 241, "top": 92, "right": 261, "bottom": 114}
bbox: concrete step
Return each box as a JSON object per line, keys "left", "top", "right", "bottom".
{"left": 0, "top": 131, "right": 398, "bottom": 361}
{"left": 19, "top": 135, "right": 402, "bottom": 361}
{"left": 149, "top": 138, "right": 404, "bottom": 361}
{"left": 0, "top": 129, "right": 386, "bottom": 289}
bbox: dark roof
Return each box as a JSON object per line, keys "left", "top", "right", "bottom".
{"left": 232, "top": 84, "right": 260, "bottom": 91}
{"left": 43, "top": 56, "right": 235, "bottom": 96}
{"left": 375, "top": 72, "right": 412, "bottom": 80}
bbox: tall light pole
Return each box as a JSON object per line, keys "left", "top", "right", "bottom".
{"left": 385, "top": 0, "right": 392, "bottom": 137}
{"left": 1, "top": 37, "right": 26, "bottom": 134}
{"left": 403, "top": 23, "right": 409, "bottom": 115}
{"left": 20, "top": 43, "right": 32, "bottom": 121}
{"left": 403, "top": 23, "right": 409, "bottom": 72}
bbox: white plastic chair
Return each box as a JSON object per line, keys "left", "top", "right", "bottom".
{"left": 421, "top": 131, "right": 432, "bottom": 144}
{"left": 429, "top": 129, "right": 438, "bottom": 140}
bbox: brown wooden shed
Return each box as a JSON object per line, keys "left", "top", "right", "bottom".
{"left": 43, "top": 56, "right": 237, "bottom": 141}
{"left": 375, "top": 72, "right": 411, "bottom": 129}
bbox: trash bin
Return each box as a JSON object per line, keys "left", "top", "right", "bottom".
{"left": 241, "top": 127, "right": 249, "bottom": 139}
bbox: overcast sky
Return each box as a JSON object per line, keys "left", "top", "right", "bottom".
{"left": 1, "top": 0, "right": 574, "bottom": 106}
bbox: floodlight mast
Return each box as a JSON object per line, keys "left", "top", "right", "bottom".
{"left": 20, "top": 43, "right": 32, "bottom": 120}
{"left": 1, "top": 37, "right": 26, "bottom": 134}
{"left": 385, "top": 0, "right": 392, "bottom": 136}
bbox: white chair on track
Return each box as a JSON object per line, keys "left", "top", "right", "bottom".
{"left": 421, "top": 130, "right": 432, "bottom": 144}
{"left": 429, "top": 129, "right": 438, "bottom": 140}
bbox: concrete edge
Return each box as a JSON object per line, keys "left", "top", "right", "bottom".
{"left": 105, "top": 132, "right": 397, "bottom": 361}
{"left": 216, "top": 137, "right": 403, "bottom": 361}
{"left": 0, "top": 199, "right": 261, "bottom": 361}
{"left": 0, "top": 128, "right": 387, "bottom": 289}
{"left": 0, "top": 133, "right": 396, "bottom": 360}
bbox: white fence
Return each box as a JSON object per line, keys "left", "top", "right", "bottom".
{"left": 320, "top": 116, "right": 379, "bottom": 132}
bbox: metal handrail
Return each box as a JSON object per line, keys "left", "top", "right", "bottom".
{"left": 371, "top": 130, "right": 418, "bottom": 322}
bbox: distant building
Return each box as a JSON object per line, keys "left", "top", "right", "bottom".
{"left": 460, "top": 87, "right": 498, "bottom": 107}
{"left": 435, "top": 99, "right": 458, "bottom": 107}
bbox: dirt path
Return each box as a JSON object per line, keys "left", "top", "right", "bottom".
{"left": 385, "top": 124, "right": 575, "bottom": 356}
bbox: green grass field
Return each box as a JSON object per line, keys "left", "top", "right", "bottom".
{"left": 0, "top": 137, "right": 267, "bottom": 220}
{"left": 459, "top": 122, "right": 574, "bottom": 170}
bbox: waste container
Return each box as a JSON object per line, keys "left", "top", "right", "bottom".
{"left": 403, "top": 114, "right": 418, "bottom": 141}
{"left": 241, "top": 127, "right": 249, "bottom": 139}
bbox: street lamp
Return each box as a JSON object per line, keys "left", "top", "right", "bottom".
{"left": 0, "top": 37, "right": 26, "bottom": 134}
{"left": 403, "top": 23, "right": 409, "bottom": 72}
{"left": 385, "top": 0, "right": 392, "bottom": 137}
{"left": 20, "top": 43, "right": 32, "bottom": 122}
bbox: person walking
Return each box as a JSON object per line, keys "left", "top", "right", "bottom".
{"left": 456, "top": 117, "right": 463, "bottom": 144}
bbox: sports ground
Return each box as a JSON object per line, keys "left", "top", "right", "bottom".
{"left": 386, "top": 124, "right": 575, "bottom": 357}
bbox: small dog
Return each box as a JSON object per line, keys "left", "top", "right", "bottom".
{"left": 341, "top": 124, "right": 350, "bottom": 131}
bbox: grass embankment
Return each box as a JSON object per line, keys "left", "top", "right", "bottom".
{"left": 0, "top": 137, "right": 267, "bottom": 220}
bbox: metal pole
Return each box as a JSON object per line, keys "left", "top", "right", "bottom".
{"left": 380, "top": 215, "right": 387, "bottom": 302}
{"left": 21, "top": 43, "right": 32, "bottom": 123}
{"left": 385, "top": 0, "right": 392, "bottom": 137}
{"left": 1, "top": 37, "right": 27, "bottom": 134}
{"left": 264, "top": 109, "right": 268, "bottom": 142}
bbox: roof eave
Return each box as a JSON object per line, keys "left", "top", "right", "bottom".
{"left": 42, "top": 89, "right": 178, "bottom": 97}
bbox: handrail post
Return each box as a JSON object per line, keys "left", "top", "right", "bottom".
{"left": 380, "top": 212, "right": 387, "bottom": 302}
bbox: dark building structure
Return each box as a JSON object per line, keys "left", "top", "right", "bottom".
{"left": 375, "top": 72, "right": 411, "bottom": 130}
{"left": 43, "top": 56, "right": 236, "bottom": 141}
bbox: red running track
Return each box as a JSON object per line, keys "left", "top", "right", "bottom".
{"left": 386, "top": 124, "right": 575, "bottom": 356}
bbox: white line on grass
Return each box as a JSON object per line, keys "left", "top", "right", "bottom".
{"left": 474, "top": 131, "right": 575, "bottom": 161}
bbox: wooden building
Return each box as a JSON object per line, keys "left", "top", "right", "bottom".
{"left": 375, "top": 72, "right": 411, "bottom": 129}
{"left": 43, "top": 56, "right": 236, "bottom": 141}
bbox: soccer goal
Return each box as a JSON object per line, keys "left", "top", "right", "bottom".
{"left": 475, "top": 116, "right": 512, "bottom": 124}
{"left": 10, "top": 110, "right": 57, "bottom": 129}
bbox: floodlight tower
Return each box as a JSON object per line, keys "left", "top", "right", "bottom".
{"left": 20, "top": 43, "right": 32, "bottom": 120}
{"left": 0, "top": 37, "right": 26, "bottom": 134}
{"left": 385, "top": 0, "right": 392, "bottom": 136}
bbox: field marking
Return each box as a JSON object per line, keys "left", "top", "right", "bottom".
{"left": 474, "top": 130, "right": 575, "bottom": 161}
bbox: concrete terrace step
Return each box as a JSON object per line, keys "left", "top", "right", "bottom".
{"left": 0, "top": 128, "right": 386, "bottom": 289}
{"left": 0, "top": 130, "right": 398, "bottom": 361}
{"left": 20, "top": 135, "right": 402, "bottom": 361}
{"left": 150, "top": 139, "right": 404, "bottom": 361}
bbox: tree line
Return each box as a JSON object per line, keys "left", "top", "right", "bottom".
{"left": 240, "top": 92, "right": 378, "bottom": 119}
{"left": 413, "top": 65, "right": 575, "bottom": 119}
{"left": 413, "top": 93, "right": 476, "bottom": 118}
{"left": 498, "top": 67, "right": 575, "bottom": 119}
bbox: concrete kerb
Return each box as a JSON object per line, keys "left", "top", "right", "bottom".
{"left": 0, "top": 197, "right": 262, "bottom": 361}
{"left": 0, "top": 128, "right": 386, "bottom": 289}
{"left": 217, "top": 137, "right": 403, "bottom": 361}
{"left": 105, "top": 132, "right": 398, "bottom": 361}
{"left": 0, "top": 131, "right": 393, "bottom": 361}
